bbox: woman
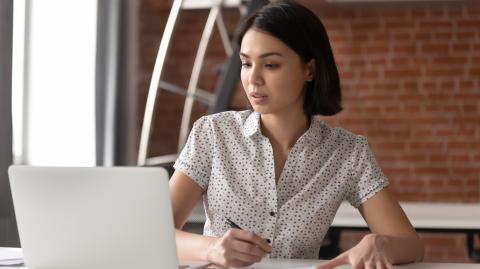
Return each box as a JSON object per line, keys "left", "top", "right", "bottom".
{"left": 169, "top": 1, "right": 424, "bottom": 268}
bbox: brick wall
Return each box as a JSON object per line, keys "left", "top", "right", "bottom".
{"left": 139, "top": 0, "right": 480, "bottom": 262}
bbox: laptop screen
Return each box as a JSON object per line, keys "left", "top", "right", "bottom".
{"left": 9, "top": 166, "right": 180, "bottom": 269}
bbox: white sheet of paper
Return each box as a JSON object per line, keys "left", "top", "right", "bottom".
{"left": 0, "top": 247, "right": 24, "bottom": 265}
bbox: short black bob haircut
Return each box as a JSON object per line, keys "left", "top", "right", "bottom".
{"left": 236, "top": 0, "right": 342, "bottom": 116}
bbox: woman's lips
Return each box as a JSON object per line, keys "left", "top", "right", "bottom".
{"left": 250, "top": 92, "right": 268, "bottom": 104}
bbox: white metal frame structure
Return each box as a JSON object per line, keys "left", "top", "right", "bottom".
{"left": 137, "top": 0, "right": 249, "bottom": 166}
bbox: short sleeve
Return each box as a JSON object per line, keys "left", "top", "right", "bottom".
{"left": 173, "top": 116, "right": 214, "bottom": 190}
{"left": 346, "top": 136, "right": 389, "bottom": 208}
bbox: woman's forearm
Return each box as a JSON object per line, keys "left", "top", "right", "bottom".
{"left": 175, "top": 229, "right": 217, "bottom": 261}
{"left": 380, "top": 234, "right": 425, "bottom": 264}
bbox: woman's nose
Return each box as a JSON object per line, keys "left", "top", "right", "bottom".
{"left": 248, "top": 66, "right": 263, "bottom": 85}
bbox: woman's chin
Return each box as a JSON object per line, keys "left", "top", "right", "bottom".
{"left": 251, "top": 106, "right": 271, "bottom": 114}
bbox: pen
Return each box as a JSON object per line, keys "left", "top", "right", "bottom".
{"left": 225, "top": 218, "right": 271, "bottom": 244}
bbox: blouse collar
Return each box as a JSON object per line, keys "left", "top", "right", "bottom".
{"left": 242, "top": 111, "right": 325, "bottom": 144}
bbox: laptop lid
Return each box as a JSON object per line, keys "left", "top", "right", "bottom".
{"left": 9, "top": 166, "right": 179, "bottom": 269}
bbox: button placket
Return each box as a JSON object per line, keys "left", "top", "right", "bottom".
{"left": 262, "top": 137, "right": 278, "bottom": 251}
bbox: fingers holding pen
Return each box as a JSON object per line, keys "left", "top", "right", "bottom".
{"left": 206, "top": 228, "right": 272, "bottom": 268}
{"left": 224, "top": 218, "right": 272, "bottom": 253}
{"left": 228, "top": 228, "right": 272, "bottom": 253}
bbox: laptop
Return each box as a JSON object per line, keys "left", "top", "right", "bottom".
{"left": 8, "top": 165, "right": 212, "bottom": 269}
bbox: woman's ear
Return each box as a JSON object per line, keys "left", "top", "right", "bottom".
{"left": 306, "top": 59, "right": 315, "bottom": 81}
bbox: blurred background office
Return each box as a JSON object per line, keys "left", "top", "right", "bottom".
{"left": 1, "top": 0, "right": 479, "bottom": 263}
{"left": 0, "top": 0, "right": 137, "bottom": 249}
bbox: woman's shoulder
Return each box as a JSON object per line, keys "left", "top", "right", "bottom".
{"left": 197, "top": 110, "right": 253, "bottom": 126}
{"left": 317, "top": 120, "right": 367, "bottom": 149}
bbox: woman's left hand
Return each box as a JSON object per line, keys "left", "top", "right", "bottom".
{"left": 315, "top": 234, "right": 393, "bottom": 269}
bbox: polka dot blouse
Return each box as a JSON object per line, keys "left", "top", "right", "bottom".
{"left": 173, "top": 110, "right": 389, "bottom": 259}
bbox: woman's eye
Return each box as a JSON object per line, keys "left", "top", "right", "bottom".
{"left": 265, "top": 63, "right": 279, "bottom": 69}
{"left": 241, "top": 62, "right": 251, "bottom": 68}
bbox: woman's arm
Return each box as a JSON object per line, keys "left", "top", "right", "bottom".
{"left": 357, "top": 187, "right": 424, "bottom": 264}
{"left": 317, "top": 188, "right": 424, "bottom": 269}
{"left": 170, "top": 170, "right": 271, "bottom": 267}
{"left": 169, "top": 170, "right": 212, "bottom": 261}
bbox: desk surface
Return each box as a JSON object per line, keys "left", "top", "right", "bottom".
{"left": 332, "top": 202, "right": 480, "bottom": 230}
{"left": 244, "top": 259, "right": 480, "bottom": 268}
{"left": 189, "top": 202, "right": 480, "bottom": 230}
{"left": 5, "top": 259, "right": 480, "bottom": 269}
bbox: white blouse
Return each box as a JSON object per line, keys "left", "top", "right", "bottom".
{"left": 174, "top": 110, "right": 389, "bottom": 259}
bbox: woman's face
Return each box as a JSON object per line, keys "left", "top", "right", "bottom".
{"left": 240, "top": 29, "right": 313, "bottom": 116}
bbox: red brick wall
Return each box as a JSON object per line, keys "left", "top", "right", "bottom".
{"left": 139, "top": 0, "right": 480, "bottom": 262}
{"left": 309, "top": 1, "right": 480, "bottom": 204}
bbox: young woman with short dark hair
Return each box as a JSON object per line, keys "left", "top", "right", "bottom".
{"left": 169, "top": 1, "right": 424, "bottom": 268}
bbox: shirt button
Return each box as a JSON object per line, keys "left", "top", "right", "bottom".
{"left": 269, "top": 211, "right": 275, "bottom": 217}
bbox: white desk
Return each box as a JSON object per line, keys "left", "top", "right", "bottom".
{"left": 244, "top": 259, "right": 480, "bottom": 268}
{"left": 4, "top": 259, "right": 480, "bottom": 269}
{"left": 188, "top": 201, "right": 480, "bottom": 260}
{"left": 189, "top": 201, "right": 480, "bottom": 230}
{"left": 329, "top": 202, "right": 480, "bottom": 260}
{"left": 332, "top": 202, "right": 480, "bottom": 230}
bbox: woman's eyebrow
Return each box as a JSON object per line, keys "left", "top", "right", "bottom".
{"left": 239, "top": 52, "right": 283, "bottom": 58}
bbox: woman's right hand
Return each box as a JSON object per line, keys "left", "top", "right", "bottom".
{"left": 206, "top": 228, "right": 272, "bottom": 267}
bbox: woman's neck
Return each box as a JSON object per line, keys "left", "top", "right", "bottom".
{"left": 259, "top": 110, "right": 309, "bottom": 152}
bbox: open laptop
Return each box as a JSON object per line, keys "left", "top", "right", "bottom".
{"left": 8, "top": 165, "right": 211, "bottom": 269}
